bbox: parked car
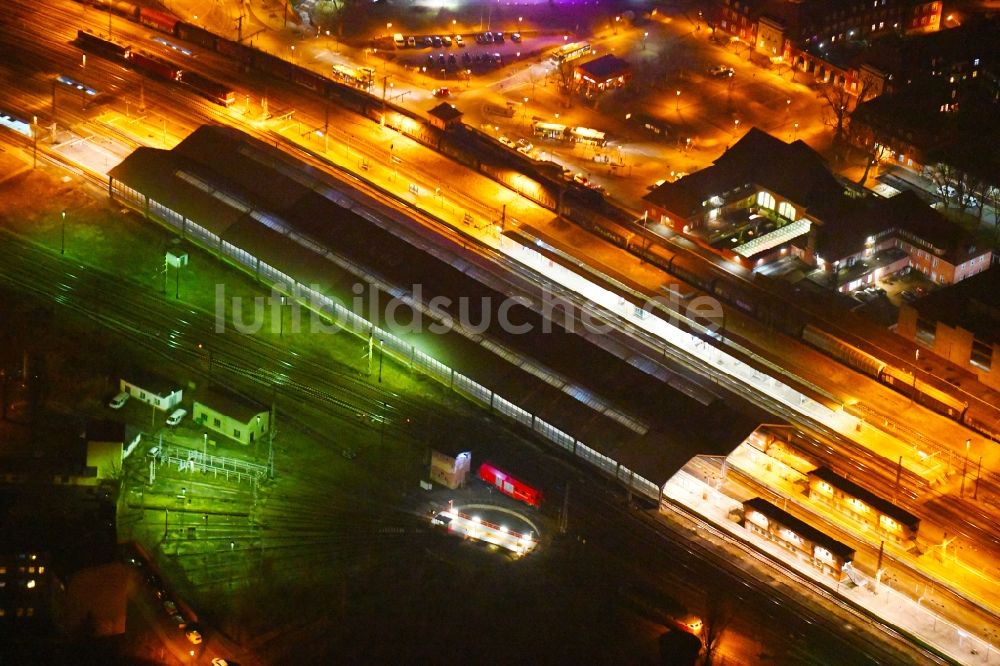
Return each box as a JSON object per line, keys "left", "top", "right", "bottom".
{"left": 454, "top": 34, "right": 464, "bottom": 46}
{"left": 442, "top": 35, "right": 452, "bottom": 46}
{"left": 432, "top": 36, "right": 442, "bottom": 47}
{"left": 511, "top": 32, "right": 522, "bottom": 42}
{"left": 498, "top": 136, "right": 515, "bottom": 148}
{"left": 422, "top": 36, "right": 434, "bottom": 47}
{"left": 709, "top": 64, "right": 735, "bottom": 77}
{"left": 406, "top": 36, "right": 416, "bottom": 47}
{"left": 493, "top": 31, "right": 504, "bottom": 43}
{"left": 211, "top": 660, "right": 230, "bottom": 666}
{"left": 163, "top": 600, "right": 177, "bottom": 615}
{"left": 171, "top": 613, "right": 187, "bottom": 629}
{"left": 185, "top": 626, "right": 203, "bottom": 644}
{"left": 433, "top": 87, "right": 450, "bottom": 97}
{"left": 483, "top": 32, "right": 494, "bottom": 43}
{"left": 109, "top": 391, "right": 129, "bottom": 409}
{"left": 393, "top": 33, "right": 405, "bottom": 48}
{"left": 166, "top": 408, "right": 186, "bottom": 427}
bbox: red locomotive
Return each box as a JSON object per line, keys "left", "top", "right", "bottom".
{"left": 478, "top": 462, "right": 543, "bottom": 507}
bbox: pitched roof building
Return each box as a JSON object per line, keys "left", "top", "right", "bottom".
{"left": 642, "top": 128, "right": 991, "bottom": 292}
{"left": 574, "top": 54, "right": 631, "bottom": 92}
{"left": 427, "top": 102, "right": 463, "bottom": 130}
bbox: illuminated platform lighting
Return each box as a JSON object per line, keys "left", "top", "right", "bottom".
{"left": 431, "top": 509, "right": 538, "bottom": 556}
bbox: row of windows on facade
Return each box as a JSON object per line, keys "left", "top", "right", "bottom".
{"left": 0, "top": 607, "right": 35, "bottom": 618}
{"left": 814, "top": 483, "right": 902, "bottom": 529}
{"left": 749, "top": 520, "right": 838, "bottom": 565}
{"left": 0, "top": 566, "right": 44, "bottom": 575}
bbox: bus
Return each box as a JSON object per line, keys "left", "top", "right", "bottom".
{"left": 550, "top": 41, "right": 591, "bottom": 65}
{"left": 331, "top": 64, "right": 375, "bottom": 92}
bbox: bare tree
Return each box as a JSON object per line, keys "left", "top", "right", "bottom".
{"left": 926, "top": 161, "right": 968, "bottom": 210}
{"left": 986, "top": 185, "right": 1000, "bottom": 246}
{"left": 819, "top": 83, "right": 853, "bottom": 146}
{"left": 555, "top": 60, "right": 576, "bottom": 99}
{"left": 701, "top": 591, "right": 735, "bottom": 665}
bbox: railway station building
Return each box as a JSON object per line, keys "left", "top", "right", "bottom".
{"left": 108, "top": 125, "right": 763, "bottom": 505}
{"left": 807, "top": 466, "right": 920, "bottom": 543}
{"left": 742, "top": 497, "right": 855, "bottom": 579}
{"left": 642, "top": 128, "right": 991, "bottom": 292}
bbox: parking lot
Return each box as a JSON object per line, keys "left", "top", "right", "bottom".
{"left": 389, "top": 30, "right": 559, "bottom": 75}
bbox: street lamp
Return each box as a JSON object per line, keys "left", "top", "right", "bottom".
{"left": 60, "top": 210, "right": 66, "bottom": 255}
{"left": 960, "top": 438, "right": 971, "bottom": 497}
{"left": 675, "top": 89, "right": 681, "bottom": 111}
{"left": 643, "top": 31, "right": 649, "bottom": 49}
{"left": 378, "top": 338, "right": 384, "bottom": 383}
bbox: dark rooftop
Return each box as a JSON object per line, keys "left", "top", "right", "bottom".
{"left": 197, "top": 387, "right": 268, "bottom": 424}
{"left": 743, "top": 497, "right": 856, "bottom": 559}
{"left": 908, "top": 265, "right": 1000, "bottom": 346}
{"left": 85, "top": 419, "right": 126, "bottom": 443}
{"left": 811, "top": 189, "right": 985, "bottom": 265}
{"left": 644, "top": 128, "right": 845, "bottom": 220}
{"left": 428, "top": 102, "right": 463, "bottom": 122}
{"left": 809, "top": 467, "right": 920, "bottom": 530}
{"left": 121, "top": 371, "right": 182, "bottom": 398}
{"left": 576, "top": 54, "right": 631, "bottom": 80}
{"left": 110, "top": 125, "right": 765, "bottom": 488}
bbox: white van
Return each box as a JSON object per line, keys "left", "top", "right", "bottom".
{"left": 109, "top": 392, "right": 129, "bottom": 409}
{"left": 166, "top": 408, "right": 187, "bottom": 427}
{"left": 393, "top": 33, "right": 405, "bottom": 48}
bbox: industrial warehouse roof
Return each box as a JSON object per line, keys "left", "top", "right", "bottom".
{"left": 907, "top": 266, "right": 1000, "bottom": 346}
{"left": 808, "top": 467, "right": 920, "bottom": 530}
{"left": 643, "top": 128, "right": 844, "bottom": 220}
{"left": 109, "top": 125, "right": 763, "bottom": 486}
{"left": 743, "top": 497, "right": 856, "bottom": 559}
{"left": 575, "top": 54, "right": 630, "bottom": 80}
